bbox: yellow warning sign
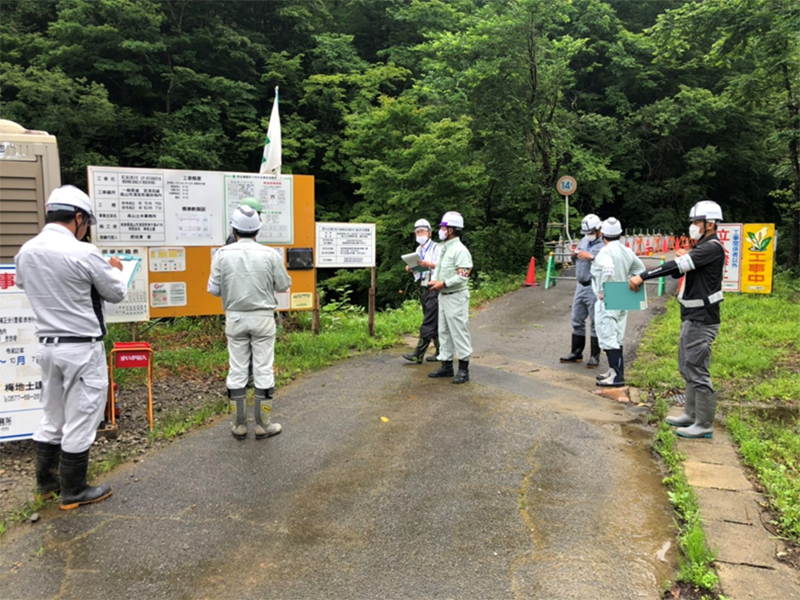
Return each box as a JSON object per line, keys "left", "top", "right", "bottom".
{"left": 291, "top": 292, "right": 314, "bottom": 309}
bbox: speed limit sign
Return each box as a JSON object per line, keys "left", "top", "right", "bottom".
{"left": 556, "top": 176, "right": 577, "bottom": 196}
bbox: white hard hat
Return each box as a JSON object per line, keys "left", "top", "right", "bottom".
{"left": 231, "top": 205, "right": 262, "bottom": 232}
{"left": 689, "top": 200, "right": 723, "bottom": 222}
{"left": 45, "top": 185, "right": 96, "bottom": 225}
{"left": 414, "top": 218, "right": 431, "bottom": 231}
{"left": 601, "top": 217, "right": 622, "bottom": 237}
{"left": 580, "top": 214, "right": 601, "bottom": 234}
{"left": 440, "top": 211, "right": 464, "bottom": 229}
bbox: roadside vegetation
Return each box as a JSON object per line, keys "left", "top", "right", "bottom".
{"left": 630, "top": 271, "right": 800, "bottom": 595}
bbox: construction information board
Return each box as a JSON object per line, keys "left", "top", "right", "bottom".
{"left": 316, "top": 223, "right": 376, "bottom": 268}
{"left": 89, "top": 167, "right": 295, "bottom": 246}
{"left": 0, "top": 266, "right": 42, "bottom": 441}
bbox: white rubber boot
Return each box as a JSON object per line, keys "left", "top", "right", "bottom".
{"left": 666, "top": 386, "right": 696, "bottom": 427}
{"left": 254, "top": 388, "right": 282, "bottom": 439}
{"left": 676, "top": 392, "right": 717, "bottom": 439}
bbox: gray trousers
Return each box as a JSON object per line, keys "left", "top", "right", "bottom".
{"left": 34, "top": 341, "right": 107, "bottom": 453}
{"left": 678, "top": 320, "right": 720, "bottom": 395}
{"left": 438, "top": 289, "right": 472, "bottom": 361}
{"left": 226, "top": 311, "right": 276, "bottom": 390}
{"left": 571, "top": 284, "right": 597, "bottom": 337}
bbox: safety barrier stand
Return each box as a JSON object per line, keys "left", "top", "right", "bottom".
{"left": 658, "top": 257, "right": 666, "bottom": 297}
{"left": 544, "top": 252, "right": 558, "bottom": 289}
{"left": 108, "top": 342, "right": 155, "bottom": 431}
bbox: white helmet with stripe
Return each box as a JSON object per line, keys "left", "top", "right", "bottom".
{"left": 580, "top": 214, "right": 601, "bottom": 234}
{"left": 231, "top": 205, "right": 262, "bottom": 232}
{"left": 689, "top": 200, "right": 722, "bottom": 222}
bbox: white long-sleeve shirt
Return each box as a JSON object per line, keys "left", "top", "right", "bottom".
{"left": 207, "top": 238, "right": 291, "bottom": 312}
{"left": 15, "top": 224, "right": 128, "bottom": 337}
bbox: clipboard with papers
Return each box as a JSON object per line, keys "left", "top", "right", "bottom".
{"left": 603, "top": 281, "right": 647, "bottom": 311}
{"left": 402, "top": 252, "right": 429, "bottom": 273}
{"left": 114, "top": 255, "right": 142, "bottom": 289}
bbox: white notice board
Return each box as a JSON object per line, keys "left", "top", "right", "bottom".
{"left": 0, "top": 265, "right": 42, "bottom": 442}
{"left": 100, "top": 247, "right": 150, "bottom": 323}
{"left": 224, "top": 173, "right": 294, "bottom": 244}
{"left": 718, "top": 223, "right": 743, "bottom": 293}
{"left": 88, "top": 167, "right": 296, "bottom": 247}
{"left": 316, "top": 223, "right": 376, "bottom": 268}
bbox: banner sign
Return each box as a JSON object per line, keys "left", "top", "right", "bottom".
{"left": 315, "top": 223, "right": 376, "bottom": 268}
{"left": 0, "top": 265, "right": 42, "bottom": 442}
{"left": 740, "top": 223, "right": 775, "bottom": 294}
{"left": 717, "top": 224, "right": 743, "bottom": 293}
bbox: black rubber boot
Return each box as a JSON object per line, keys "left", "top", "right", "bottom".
{"left": 59, "top": 449, "right": 112, "bottom": 511}
{"left": 35, "top": 442, "right": 61, "bottom": 498}
{"left": 254, "top": 387, "right": 282, "bottom": 439}
{"left": 453, "top": 359, "right": 470, "bottom": 384}
{"left": 402, "top": 337, "right": 431, "bottom": 364}
{"left": 586, "top": 337, "right": 601, "bottom": 368}
{"left": 559, "top": 334, "right": 585, "bottom": 363}
{"left": 596, "top": 345, "right": 621, "bottom": 380}
{"left": 426, "top": 337, "right": 440, "bottom": 362}
{"left": 596, "top": 349, "right": 625, "bottom": 387}
{"left": 429, "top": 360, "right": 454, "bottom": 378}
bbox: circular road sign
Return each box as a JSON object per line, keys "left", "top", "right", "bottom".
{"left": 556, "top": 176, "right": 577, "bottom": 196}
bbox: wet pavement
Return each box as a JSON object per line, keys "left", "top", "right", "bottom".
{"left": 1, "top": 274, "right": 679, "bottom": 600}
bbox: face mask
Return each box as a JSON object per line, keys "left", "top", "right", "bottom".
{"left": 416, "top": 234, "right": 429, "bottom": 245}
{"left": 689, "top": 224, "right": 703, "bottom": 241}
{"left": 438, "top": 229, "right": 448, "bottom": 241}
{"left": 586, "top": 234, "right": 597, "bottom": 242}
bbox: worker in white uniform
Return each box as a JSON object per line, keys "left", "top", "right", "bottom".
{"left": 15, "top": 185, "right": 128, "bottom": 510}
{"left": 208, "top": 205, "right": 291, "bottom": 440}
{"left": 590, "top": 217, "right": 645, "bottom": 388}
{"left": 402, "top": 218, "right": 442, "bottom": 364}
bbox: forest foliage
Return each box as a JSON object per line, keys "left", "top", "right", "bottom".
{"left": 1, "top": 0, "right": 797, "bottom": 306}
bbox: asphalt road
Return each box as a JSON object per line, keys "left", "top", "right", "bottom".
{"left": 0, "top": 271, "right": 678, "bottom": 600}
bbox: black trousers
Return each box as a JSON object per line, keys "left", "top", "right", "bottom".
{"left": 419, "top": 286, "right": 439, "bottom": 340}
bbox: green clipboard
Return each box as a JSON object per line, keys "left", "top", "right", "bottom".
{"left": 603, "top": 281, "right": 647, "bottom": 311}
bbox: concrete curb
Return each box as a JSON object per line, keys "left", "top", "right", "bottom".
{"left": 668, "top": 407, "right": 800, "bottom": 599}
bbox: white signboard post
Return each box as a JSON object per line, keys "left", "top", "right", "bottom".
{"left": 315, "top": 223, "right": 376, "bottom": 268}
{"left": 315, "top": 222, "right": 377, "bottom": 334}
{"left": 718, "top": 223, "right": 743, "bottom": 293}
{"left": 0, "top": 266, "right": 42, "bottom": 442}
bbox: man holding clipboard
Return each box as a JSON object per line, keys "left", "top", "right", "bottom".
{"left": 402, "top": 219, "right": 442, "bottom": 364}
{"left": 590, "top": 217, "right": 645, "bottom": 388}
{"left": 15, "top": 185, "right": 129, "bottom": 510}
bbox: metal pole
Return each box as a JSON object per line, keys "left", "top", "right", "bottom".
{"left": 368, "top": 266, "right": 376, "bottom": 337}
{"left": 658, "top": 257, "right": 666, "bottom": 297}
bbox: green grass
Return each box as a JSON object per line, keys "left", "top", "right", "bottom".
{"left": 727, "top": 410, "right": 800, "bottom": 540}
{"left": 148, "top": 398, "right": 230, "bottom": 442}
{"left": 653, "top": 396, "right": 720, "bottom": 591}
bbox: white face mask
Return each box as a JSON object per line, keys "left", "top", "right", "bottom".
{"left": 586, "top": 234, "right": 597, "bottom": 242}
{"left": 416, "top": 234, "right": 429, "bottom": 245}
{"left": 689, "top": 224, "right": 703, "bottom": 241}
{"left": 438, "top": 228, "right": 448, "bottom": 241}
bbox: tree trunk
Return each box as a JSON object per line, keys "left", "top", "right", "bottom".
{"left": 783, "top": 63, "right": 800, "bottom": 270}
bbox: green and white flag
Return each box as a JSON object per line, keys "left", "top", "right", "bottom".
{"left": 260, "top": 87, "right": 281, "bottom": 175}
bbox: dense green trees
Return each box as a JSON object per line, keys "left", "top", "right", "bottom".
{"left": 1, "top": 0, "right": 797, "bottom": 304}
